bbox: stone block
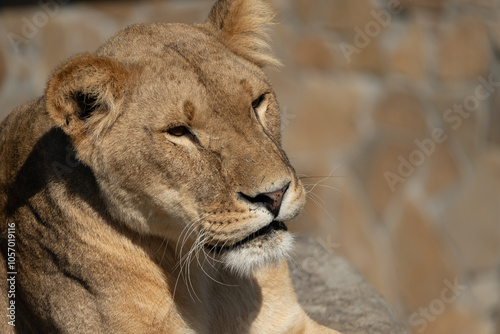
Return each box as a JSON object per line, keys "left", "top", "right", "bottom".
{"left": 460, "top": 0, "right": 497, "bottom": 8}
{"left": 489, "top": 20, "right": 500, "bottom": 58}
{"left": 41, "top": 17, "right": 106, "bottom": 83}
{"left": 373, "top": 91, "right": 428, "bottom": 134}
{"left": 86, "top": 1, "right": 135, "bottom": 22}
{"left": 282, "top": 78, "right": 360, "bottom": 151}
{"left": 443, "top": 150, "right": 500, "bottom": 271}
{"left": 468, "top": 272, "right": 499, "bottom": 316}
{"left": 2, "top": 6, "right": 38, "bottom": 37}
{"left": 497, "top": 309, "right": 500, "bottom": 334}
{"left": 291, "top": 0, "right": 319, "bottom": 22}
{"left": 488, "top": 92, "right": 500, "bottom": 147}
{"left": 434, "top": 88, "right": 488, "bottom": 162}
{"left": 40, "top": 19, "right": 69, "bottom": 78}
{"left": 334, "top": 179, "right": 394, "bottom": 303}
{"left": 423, "top": 307, "right": 488, "bottom": 334}
{"left": 0, "top": 50, "right": 5, "bottom": 92}
{"left": 367, "top": 144, "right": 414, "bottom": 215}
{"left": 390, "top": 20, "right": 427, "bottom": 80}
{"left": 328, "top": 0, "right": 376, "bottom": 31}
{"left": 391, "top": 203, "right": 457, "bottom": 313}
{"left": 425, "top": 144, "right": 460, "bottom": 196}
{"left": 336, "top": 34, "right": 384, "bottom": 74}
{"left": 293, "top": 36, "right": 335, "bottom": 70}
{"left": 398, "top": 0, "right": 449, "bottom": 11}
{"left": 150, "top": 2, "right": 211, "bottom": 24}
{"left": 438, "top": 16, "right": 491, "bottom": 81}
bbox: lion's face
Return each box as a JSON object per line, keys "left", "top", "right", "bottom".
{"left": 46, "top": 13, "right": 305, "bottom": 275}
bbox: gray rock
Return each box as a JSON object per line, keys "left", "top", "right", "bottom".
{"left": 289, "top": 237, "right": 410, "bottom": 334}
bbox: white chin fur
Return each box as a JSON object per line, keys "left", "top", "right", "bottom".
{"left": 221, "top": 232, "right": 294, "bottom": 277}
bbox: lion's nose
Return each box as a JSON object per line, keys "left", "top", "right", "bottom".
{"left": 239, "top": 183, "right": 290, "bottom": 218}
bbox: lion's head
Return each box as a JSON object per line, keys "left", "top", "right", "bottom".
{"left": 45, "top": 0, "right": 305, "bottom": 276}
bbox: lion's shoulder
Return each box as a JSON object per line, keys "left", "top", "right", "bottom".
{"left": 0, "top": 98, "right": 50, "bottom": 199}
{"left": 0, "top": 98, "right": 73, "bottom": 238}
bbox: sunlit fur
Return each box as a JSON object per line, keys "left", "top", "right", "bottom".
{"left": 222, "top": 231, "right": 295, "bottom": 277}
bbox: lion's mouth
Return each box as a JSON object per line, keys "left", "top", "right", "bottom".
{"left": 206, "top": 221, "right": 288, "bottom": 253}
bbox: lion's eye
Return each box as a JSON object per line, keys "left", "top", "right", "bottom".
{"left": 251, "top": 93, "right": 270, "bottom": 125}
{"left": 167, "top": 126, "right": 190, "bottom": 137}
{"left": 252, "top": 94, "right": 266, "bottom": 110}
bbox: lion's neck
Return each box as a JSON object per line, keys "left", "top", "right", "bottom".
{"left": 135, "top": 235, "right": 305, "bottom": 333}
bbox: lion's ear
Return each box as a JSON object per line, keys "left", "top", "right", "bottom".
{"left": 205, "top": 0, "right": 281, "bottom": 68}
{"left": 46, "top": 54, "right": 130, "bottom": 143}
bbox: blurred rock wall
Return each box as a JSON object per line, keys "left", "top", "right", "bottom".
{"left": 0, "top": 1, "right": 499, "bottom": 333}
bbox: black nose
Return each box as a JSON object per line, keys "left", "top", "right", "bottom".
{"left": 239, "top": 183, "right": 290, "bottom": 218}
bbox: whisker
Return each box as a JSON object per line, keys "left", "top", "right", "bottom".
{"left": 172, "top": 213, "right": 211, "bottom": 302}
{"left": 195, "top": 234, "right": 236, "bottom": 288}
{"left": 306, "top": 194, "right": 337, "bottom": 226}
{"left": 306, "top": 190, "right": 326, "bottom": 207}
{"left": 303, "top": 183, "right": 342, "bottom": 193}
{"left": 299, "top": 175, "right": 345, "bottom": 179}
{"left": 176, "top": 214, "right": 210, "bottom": 257}
{"left": 304, "top": 165, "right": 341, "bottom": 194}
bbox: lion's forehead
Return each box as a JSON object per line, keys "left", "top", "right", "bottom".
{"left": 138, "top": 47, "right": 266, "bottom": 102}
{"left": 98, "top": 22, "right": 264, "bottom": 81}
{"left": 129, "top": 65, "right": 270, "bottom": 136}
{"left": 97, "top": 22, "right": 271, "bottom": 128}
{"left": 129, "top": 75, "right": 256, "bottom": 133}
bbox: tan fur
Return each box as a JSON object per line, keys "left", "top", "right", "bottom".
{"left": 0, "top": 0, "right": 340, "bottom": 333}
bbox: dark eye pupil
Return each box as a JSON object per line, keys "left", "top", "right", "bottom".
{"left": 167, "top": 126, "right": 188, "bottom": 136}
{"left": 252, "top": 95, "right": 265, "bottom": 109}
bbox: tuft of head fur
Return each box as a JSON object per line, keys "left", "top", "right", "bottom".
{"left": 205, "top": 0, "right": 282, "bottom": 68}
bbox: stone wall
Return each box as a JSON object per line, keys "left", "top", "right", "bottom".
{"left": 0, "top": 1, "right": 499, "bottom": 333}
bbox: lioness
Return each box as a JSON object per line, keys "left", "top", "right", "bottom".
{"left": 0, "top": 0, "right": 341, "bottom": 333}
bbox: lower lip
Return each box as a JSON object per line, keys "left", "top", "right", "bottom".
{"left": 207, "top": 220, "right": 288, "bottom": 253}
